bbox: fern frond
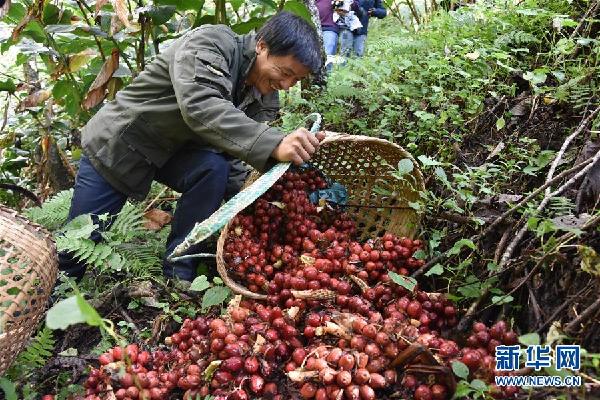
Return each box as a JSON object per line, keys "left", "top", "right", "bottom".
{"left": 108, "top": 202, "right": 146, "bottom": 240}
{"left": 10, "top": 326, "right": 55, "bottom": 374}
{"left": 494, "top": 30, "right": 539, "bottom": 48}
{"left": 24, "top": 189, "right": 73, "bottom": 230}
{"left": 116, "top": 242, "right": 162, "bottom": 278}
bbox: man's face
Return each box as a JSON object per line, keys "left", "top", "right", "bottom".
{"left": 249, "top": 40, "right": 311, "bottom": 95}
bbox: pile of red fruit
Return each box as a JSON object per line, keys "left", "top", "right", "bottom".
{"left": 55, "top": 167, "right": 523, "bottom": 400}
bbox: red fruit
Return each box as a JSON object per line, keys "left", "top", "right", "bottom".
{"left": 502, "top": 331, "right": 518, "bottom": 345}
{"left": 353, "top": 368, "right": 370, "bottom": 385}
{"left": 120, "top": 372, "right": 134, "bottom": 388}
{"left": 402, "top": 374, "right": 417, "bottom": 389}
{"left": 230, "top": 389, "right": 249, "bottom": 400}
{"left": 414, "top": 385, "right": 432, "bottom": 400}
{"left": 223, "top": 356, "right": 243, "bottom": 372}
{"left": 336, "top": 370, "right": 352, "bottom": 387}
{"left": 319, "top": 368, "right": 337, "bottom": 385}
{"left": 431, "top": 384, "right": 447, "bottom": 400}
{"left": 244, "top": 356, "right": 259, "bottom": 374}
{"left": 137, "top": 351, "right": 150, "bottom": 366}
{"left": 41, "top": 396, "right": 54, "bottom": 400}
{"left": 365, "top": 374, "right": 383, "bottom": 390}
{"left": 339, "top": 354, "right": 355, "bottom": 371}
{"left": 472, "top": 322, "right": 487, "bottom": 332}
{"left": 461, "top": 350, "right": 481, "bottom": 371}
{"left": 300, "top": 382, "right": 317, "bottom": 399}
{"left": 249, "top": 374, "right": 265, "bottom": 394}
{"left": 111, "top": 346, "right": 123, "bottom": 361}
{"left": 476, "top": 330, "right": 491, "bottom": 345}
{"left": 359, "top": 385, "right": 375, "bottom": 400}
{"left": 98, "top": 353, "right": 113, "bottom": 365}
{"left": 406, "top": 301, "right": 422, "bottom": 319}
{"left": 361, "top": 324, "right": 377, "bottom": 339}
{"left": 292, "top": 348, "right": 307, "bottom": 365}
{"left": 125, "top": 343, "right": 139, "bottom": 363}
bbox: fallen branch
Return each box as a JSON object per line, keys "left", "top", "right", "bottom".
{"left": 499, "top": 149, "right": 600, "bottom": 267}
{"left": 414, "top": 157, "right": 596, "bottom": 278}
{"left": 537, "top": 284, "right": 591, "bottom": 333}
{"left": 545, "top": 106, "right": 600, "bottom": 197}
{"left": 479, "top": 157, "right": 595, "bottom": 240}
{"left": 565, "top": 297, "right": 600, "bottom": 335}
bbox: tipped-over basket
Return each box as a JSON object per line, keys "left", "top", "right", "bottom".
{"left": 217, "top": 133, "right": 425, "bottom": 300}
{"left": 0, "top": 206, "right": 58, "bottom": 375}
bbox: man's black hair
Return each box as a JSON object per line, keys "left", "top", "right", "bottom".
{"left": 256, "top": 11, "right": 322, "bottom": 74}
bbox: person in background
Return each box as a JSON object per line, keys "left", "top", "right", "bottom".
{"left": 347, "top": 0, "right": 387, "bottom": 57}
{"left": 335, "top": 0, "right": 362, "bottom": 58}
{"left": 316, "top": 0, "right": 340, "bottom": 58}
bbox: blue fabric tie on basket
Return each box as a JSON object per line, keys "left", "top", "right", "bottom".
{"left": 308, "top": 182, "right": 348, "bottom": 206}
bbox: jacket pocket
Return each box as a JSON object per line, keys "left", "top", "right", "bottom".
{"left": 120, "top": 113, "right": 175, "bottom": 168}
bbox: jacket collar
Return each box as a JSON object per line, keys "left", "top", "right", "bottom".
{"left": 241, "top": 33, "right": 257, "bottom": 83}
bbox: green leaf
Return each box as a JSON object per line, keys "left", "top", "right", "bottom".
{"left": 425, "top": 264, "right": 443, "bottom": 277}
{"left": 0, "top": 79, "right": 16, "bottom": 93}
{"left": 470, "top": 379, "right": 488, "bottom": 391}
{"left": 518, "top": 332, "right": 540, "bottom": 346}
{"left": 201, "top": 286, "right": 231, "bottom": 310}
{"left": 230, "top": 17, "right": 269, "bottom": 35}
{"left": 46, "top": 295, "right": 103, "bottom": 330}
{"left": 496, "top": 117, "right": 505, "bottom": 130}
{"left": 453, "top": 381, "right": 473, "bottom": 398}
{"left": 248, "top": 0, "right": 278, "bottom": 10}
{"left": 283, "top": 1, "right": 312, "bottom": 23}
{"left": 523, "top": 70, "right": 547, "bottom": 86}
{"left": 451, "top": 360, "right": 470, "bottom": 379}
{"left": 155, "top": 0, "right": 201, "bottom": 10}
{"left": 491, "top": 295, "right": 514, "bottom": 305}
{"left": 388, "top": 271, "right": 417, "bottom": 292}
{"left": 61, "top": 214, "right": 97, "bottom": 239}
{"left": 144, "top": 5, "right": 177, "bottom": 25}
{"left": 447, "top": 239, "right": 476, "bottom": 256}
{"left": 412, "top": 249, "right": 427, "bottom": 260}
{"left": 0, "top": 378, "right": 17, "bottom": 400}
{"left": 190, "top": 275, "right": 210, "bottom": 292}
{"left": 397, "top": 158, "right": 414, "bottom": 176}
{"left": 434, "top": 167, "right": 448, "bottom": 184}
{"left": 42, "top": 3, "right": 61, "bottom": 25}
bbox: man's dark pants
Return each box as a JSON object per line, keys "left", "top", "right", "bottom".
{"left": 58, "top": 148, "right": 230, "bottom": 281}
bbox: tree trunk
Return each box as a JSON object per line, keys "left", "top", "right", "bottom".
{"left": 303, "top": 0, "right": 327, "bottom": 85}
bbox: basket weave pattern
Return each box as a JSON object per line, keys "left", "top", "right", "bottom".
{"left": 0, "top": 206, "right": 58, "bottom": 375}
{"left": 217, "top": 134, "right": 424, "bottom": 299}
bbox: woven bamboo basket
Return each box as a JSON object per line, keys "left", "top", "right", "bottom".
{"left": 0, "top": 206, "right": 58, "bottom": 375}
{"left": 217, "top": 133, "right": 425, "bottom": 300}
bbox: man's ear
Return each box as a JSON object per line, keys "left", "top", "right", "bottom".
{"left": 256, "top": 39, "right": 269, "bottom": 56}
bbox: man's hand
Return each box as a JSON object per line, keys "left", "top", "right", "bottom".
{"left": 368, "top": 8, "right": 374, "bottom": 15}
{"left": 271, "top": 128, "right": 326, "bottom": 165}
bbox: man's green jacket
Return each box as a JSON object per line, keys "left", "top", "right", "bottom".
{"left": 82, "top": 25, "right": 284, "bottom": 201}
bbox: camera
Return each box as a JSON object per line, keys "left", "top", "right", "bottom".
{"left": 332, "top": 0, "right": 345, "bottom": 9}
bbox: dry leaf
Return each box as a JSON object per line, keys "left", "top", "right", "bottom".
{"left": 82, "top": 49, "right": 119, "bottom": 110}
{"left": 486, "top": 141, "right": 505, "bottom": 160}
{"left": 143, "top": 208, "right": 172, "bottom": 231}
{"left": 109, "top": 14, "right": 124, "bottom": 36}
{"left": 68, "top": 49, "right": 97, "bottom": 72}
{"left": 95, "top": 0, "right": 110, "bottom": 16}
{"left": 17, "top": 90, "right": 51, "bottom": 111}
{"left": 0, "top": 0, "right": 11, "bottom": 19}
{"left": 111, "top": 0, "right": 131, "bottom": 28}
